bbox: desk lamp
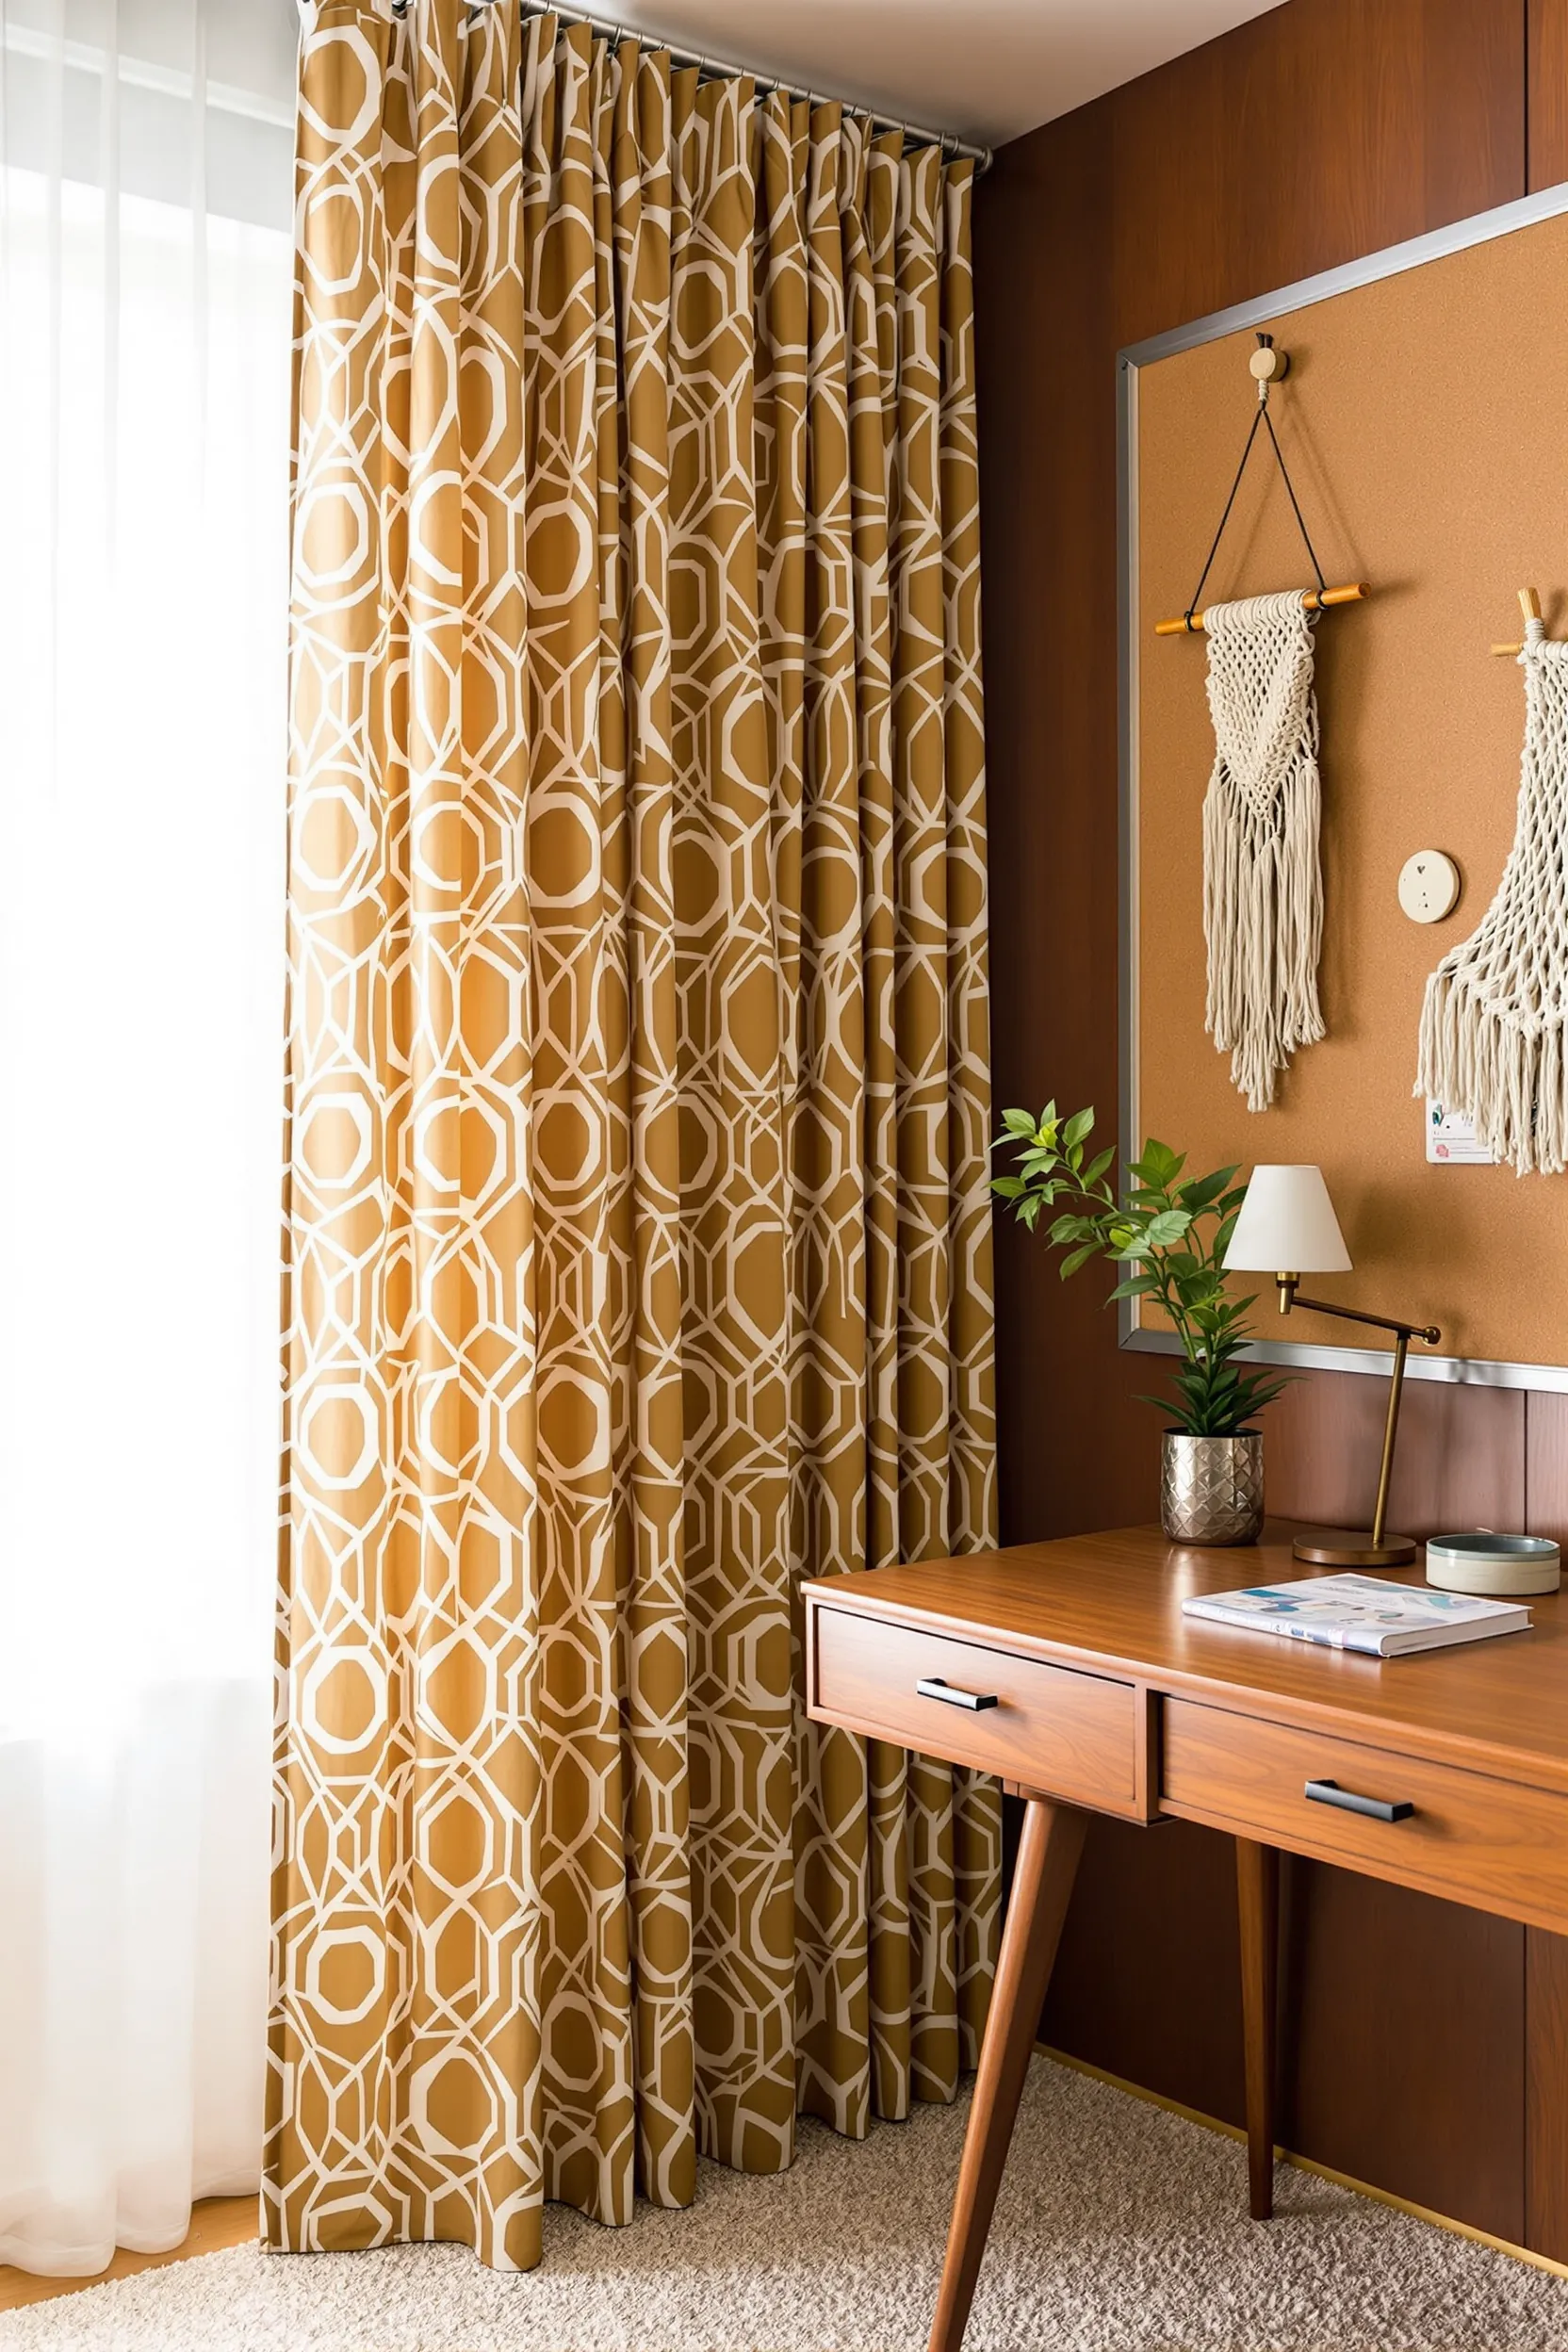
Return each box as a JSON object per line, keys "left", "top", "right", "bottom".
{"left": 1223, "top": 1164, "right": 1441, "bottom": 1568}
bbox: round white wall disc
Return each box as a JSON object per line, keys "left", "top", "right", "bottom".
{"left": 1397, "top": 849, "right": 1461, "bottom": 923}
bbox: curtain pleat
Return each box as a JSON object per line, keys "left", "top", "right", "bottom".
{"left": 272, "top": 0, "right": 998, "bottom": 2271}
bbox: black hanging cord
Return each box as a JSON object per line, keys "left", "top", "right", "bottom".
{"left": 1183, "top": 381, "right": 1328, "bottom": 631}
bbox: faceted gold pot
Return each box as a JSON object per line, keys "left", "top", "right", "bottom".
{"left": 1160, "top": 1431, "right": 1265, "bottom": 1546}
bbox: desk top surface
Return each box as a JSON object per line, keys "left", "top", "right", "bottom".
{"left": 803, "top": 1523, "right": 1568, "bottom": 1794}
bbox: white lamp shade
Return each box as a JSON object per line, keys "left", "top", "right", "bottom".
{"left": 1223, "top": 1164, "right": 1352, "bottom": 1274}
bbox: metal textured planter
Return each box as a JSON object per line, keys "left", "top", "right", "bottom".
{"left": 1160, "top": 1431, "right": 1265, "bottom": 1546}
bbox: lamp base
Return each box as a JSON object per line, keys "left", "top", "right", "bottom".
{"left": 1292, "top": 1527, "right": 1417, "bottom": 1570}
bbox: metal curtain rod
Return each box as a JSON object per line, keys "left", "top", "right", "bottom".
{"left": 514, "top": 0, "right": 992, "bottom": 170}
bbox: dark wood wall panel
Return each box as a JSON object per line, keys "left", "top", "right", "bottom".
{"left": 1041, "top": 1819, "right": 1248, "bottom": 2128}
{"left": 1529, "top": 0, "right": 1568, "bottom": 188}
{"left": 1280, "top": 1866, "right": 1525, "bottom": 2241}
{"left": 975, "top": 0, "right": 1550, "bottom": 2250}
{"left": 978, "top": 0, "right": 1527, "bottom": 1554}
{"left": 1527, "top": 1389, "right": 1568, "bottom": 1543}
{"left": 1527, "top": 1930, "right": 1568, "bottom": 2259}
{"left": 973, "top": 100, "right": 1149, "bottom": 1548}
{"left": 1106, "top": 0, "right": 1524, "bottom": 343}
{"left": 1266, "top": 1372, "right": 1525, "bottom": 1537}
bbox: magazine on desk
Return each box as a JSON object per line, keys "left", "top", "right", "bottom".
{"left": 1182, "top": 1572, "right": 1531, "bottom": 1657}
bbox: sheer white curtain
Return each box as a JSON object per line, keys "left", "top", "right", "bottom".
{"left": 0, "top": 0, "right": 294, "bottom": 2277}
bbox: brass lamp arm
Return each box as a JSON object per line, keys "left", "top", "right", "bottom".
{"left": 1277, "top": 1278, "right": 1441, "bottom": 1348}
{"left": 1274, "top": 1277, "right": 1441, "bottom": 1552}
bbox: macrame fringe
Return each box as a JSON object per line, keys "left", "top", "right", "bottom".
{"left": 1201, "top": 591, "right": 1326, "bottom": 1113}
{"left": 1417, "top": 969, "right": 1566, "bottom": 1176}
{"left": 1203, "top": 755, "right": 1325, "bottom": 1113}
{"left": 1414, "top": 618, "right": 1568, "bottom": 1177}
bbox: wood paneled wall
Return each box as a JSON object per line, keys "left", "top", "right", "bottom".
{"left": 974, "top": 0, "right": 1568, "bottom": 2257}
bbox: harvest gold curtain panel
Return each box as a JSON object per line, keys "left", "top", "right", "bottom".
{"left": 271, "top": 0, "right": 997, "bottom": 2270}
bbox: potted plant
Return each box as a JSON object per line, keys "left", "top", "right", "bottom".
{"left": 991, "top": 1103, "right": 1291, "bottom": 1544}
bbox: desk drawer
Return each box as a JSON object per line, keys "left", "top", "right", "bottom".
{"left": 809, "top": 1605, "right": 1142, "bottom": 1816}
{"left": 1163, "top": 1697, "right": 1568, "bottom": 1934}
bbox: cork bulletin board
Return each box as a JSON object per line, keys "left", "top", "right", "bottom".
{"left": 1119, "top": 189, "right": 1568, "bottom": 1387}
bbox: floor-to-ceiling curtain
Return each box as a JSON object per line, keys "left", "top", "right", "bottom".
{"left": 0, "top": 0, "right": 295, "bottom": 2279}
{"left": 271, "top": 0, "right": 997, "bottom": 2270}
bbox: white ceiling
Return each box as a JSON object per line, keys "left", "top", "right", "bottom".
{"left": 597, "top": 0, "right": 1288, "bottom": 149}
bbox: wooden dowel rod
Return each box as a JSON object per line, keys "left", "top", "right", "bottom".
{"left": 1493, "top": 587, "right": 1544, "bottom": 653}
{"left": 1154, "top": 581, "right": 1371, "bottom": 637}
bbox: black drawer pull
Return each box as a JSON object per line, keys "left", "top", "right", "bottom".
{"left": 1305, "top": 1776, "right": 1414, "bottom": 1824}
{"left": 916, "top": 1675, "right": 999, "bottom": 1712}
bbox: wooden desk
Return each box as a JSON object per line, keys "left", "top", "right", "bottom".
{"left": 803, "top": 1522, "right": 1568, "bottom": 2352}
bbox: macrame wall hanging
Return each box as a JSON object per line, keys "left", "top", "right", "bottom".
{"left": 1416, "top": 588, "right": 1568, "bottom": 1175}
{"left": 1200, "top": 593, "right": 1324, "bottom": 1113}
{"left": 1157, "top": 334, "right": 1370, "bottom": 1113}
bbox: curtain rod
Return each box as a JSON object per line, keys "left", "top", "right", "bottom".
{"left": 514, "top": 0, "right": 992, "bottom": 172}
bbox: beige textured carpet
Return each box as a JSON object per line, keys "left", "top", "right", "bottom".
{"left": 6, "top": 2058, "right": 1567, "bottom": 2351}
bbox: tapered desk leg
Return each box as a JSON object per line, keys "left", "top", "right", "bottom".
{"left": 1235, "top": 1837, "right": 1280, "bottom": 2222}
{"left": 927, "top": 1796, "right": 1087, "bottom": 2352}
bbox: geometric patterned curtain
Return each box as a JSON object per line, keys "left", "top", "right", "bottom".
{"left": 269, "top": 0, "right": 998, "bottom": 2271}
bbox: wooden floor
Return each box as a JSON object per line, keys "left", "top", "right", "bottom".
{"left": 0, "top": 2197, "right": 258, "bottom": 2314}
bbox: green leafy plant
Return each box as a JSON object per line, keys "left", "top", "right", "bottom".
{"left": 990, "top": 1102, "right": 1292, "bottom": 1438}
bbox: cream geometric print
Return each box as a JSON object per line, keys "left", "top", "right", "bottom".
{"left": 270, "top": 0, "right": 998, "bottom": 2271}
